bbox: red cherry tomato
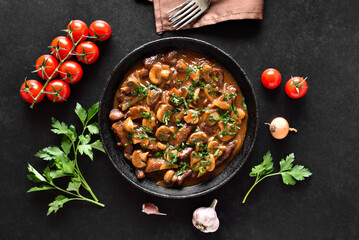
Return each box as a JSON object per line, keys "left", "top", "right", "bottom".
{"left": 59, "top": 61, "right": 83, "bottom": 84}
{"left": 89, "top": 20, "right": 111, "bottom": 41}
{"left": 285, "top": 77, "right": 308, "bottom": 99}
{"left": 75, "top": 41, "right": 99, "bottom": 64}
{"left": 67, "top": 20, "right": 88, "bottom": 43}
{"left": 35, "top": 54, "right": 59, "bottom": 80}
{"left": 50, "top": 36, "right": 74, "bottom": 60}
{"left": 20, "top": 80, "right": 45, "bottom": 103}
{"left": 45, "top": 80, "right": 71, "bottom": 102}
{"left": 261, "top": 68, "right": 281, "bottom": 89}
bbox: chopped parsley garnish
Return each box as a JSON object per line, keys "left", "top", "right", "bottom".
{"left": 162, "top": 111, "right": 171, "bottom": 125}
{"left": 224, "top": 93, "right": 237, "bottom": 101}
{"left": 191, "top": 111, "right": 199, "bottom": 121}
{"left": 241, "top": 98, "right": 247, "bottom": 110}
{"left": 214, "top": 148, "right": 220, "bottom": 156}
{"left": 132, "top": 83, "right": 158, "bottom": 99}
{"left": 170, "top": 94, "right": 189, "bottom": 110}
{"left": 141, "top": 125, "right": 153, "bottom": 134}
{"left": 230, "top": 103, "right": 240, "bottom": 118}
{"left": 176, "top": 162, "right": 190, "bottom": 176}
{"left": 185, "top": 65, "right": 203, "bottom": 80}
{"left": 176, "top": 118, "right": 184, "bottom": 128}
{"left": 140, "top": 112, "right": 152, "bottom": 122}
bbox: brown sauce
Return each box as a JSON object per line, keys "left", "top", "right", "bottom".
{"left": 109, "top": 50, "right": 248, "bottom": 187}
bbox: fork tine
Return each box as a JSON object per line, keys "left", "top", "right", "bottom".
{"left": 169, "top": 1, "right": 195, "bottom": 21}
{"left": 175, "top": 9, "right": 203, "bottom": 30}
{"left": 167, "top": 0, "right": 191, "bottom": 14}
{"left": 170, "top": 4, "right": 198, "bottom": 24}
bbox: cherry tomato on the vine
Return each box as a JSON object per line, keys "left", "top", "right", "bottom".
{"left": 67, "top": 20, "right": 88, "bottom": 43}
{"left": 75, "top": 41, "right": 99, "bottom": 64}
{"left": 59, "top": 61, "right": 83, "bottom": 84}
{"left": 45, "top": 80, "right": 71, "bottom": 102}
{"left": 89, "top": 20, "right": 111, "bottom": 41}
{"left": 20, "top": 80, "right": 45, "bottom": 103}
{"left": 285, "top": 76, "right": 308, "bottom": 99}
{"left": 50, "top": 36, "right": 74, "bottom": 60}
{"left": 261, "top": 68, "right": 281, "bottom": 89}
{"left": 35, "top": 54, "right": 59, "bottom": 80}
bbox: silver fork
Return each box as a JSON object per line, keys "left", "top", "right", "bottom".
{"left": 167, "top": 0, "right": 211, "bottom": 30}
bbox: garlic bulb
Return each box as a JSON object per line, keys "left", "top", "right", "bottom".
{"left": 192, "top": 199, "right": 219, "bottom": 233}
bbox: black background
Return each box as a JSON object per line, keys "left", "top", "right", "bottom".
{"left": 0, "top": 0, "right": 358, "bottom": 239}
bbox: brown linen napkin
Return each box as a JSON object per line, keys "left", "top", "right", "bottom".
{"left": 148, "top": 0, "right": 263, "bottom": 34}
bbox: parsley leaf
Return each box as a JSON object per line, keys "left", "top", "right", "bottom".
{"left": 27, "top": 102, "right": 105, "bottom": 215}
{"left": 47, "top": 195, "right": 71, "bottom": 216}
{"left": 243, "top": 151, "right": 312, "bottom": 203}
{"left": 249, "top": 151, "right": 273, "bottom": 177}
{"left": 75, "top": 103, "right": 87, "bottom": 125}
{"left": 27, "top": 185, "right": 55, "bottom": 193}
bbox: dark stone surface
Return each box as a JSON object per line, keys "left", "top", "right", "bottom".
{"left": 0, "top": 0, "right": 358, "bottom": 239}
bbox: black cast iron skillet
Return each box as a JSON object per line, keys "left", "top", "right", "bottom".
{"left": 99, "top": 37, "right": 258, "bottom": 199}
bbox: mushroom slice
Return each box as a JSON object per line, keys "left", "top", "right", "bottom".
{"left": 218, "top": 121, "right": 237, "bottom": 141}
{"left": 193, "top": 88, "right": 200, "bottom": 101}
{"left": 131, "top": 150, "right": 149, "bottom": 168}
{"left": 146, "top": 89, "right": 162, "bottom": 106}
{"left": 157, "top": 142, "right": 167, "bottom": 150}
{"left": 206, "top": 111, "right": 220, "bottom": 126}
{"left": 109, "top": 109, "right": 125, "bottom": 121}
{"left": 208, "top": 140, "right": 226, "bottom": 158}
{"left": 204, "top": 84, "right": 217, "bottom": 102}
{"left": 207, "top": 156, "right": 216, "bottom": 172}
{"left": 163, "top": 149, "right": 179, "bottom": 162}
{"left": 121, "top": 96, "right": 141, "bottom": 111}
{"left": 120, "top": 75, "right": 139, "bottom": 93}
{"left": 231, "top": 107, "right": 246, "bottom": 121}
{"left": 156, "top": 104, "right": 173, "bottom": 123}
{"left": 123, "top": 117, "right": 134, "bottom": 132}
{"left": 184, "top": 109, "right": 199, "bottom": 124}
{"left": 169, "top": 87, "right": 188, "bottom": 101}
{"left": 175, "top": 60, "right": 188, "bottom": 72}
{"left": 132, "top": 130, "right": 150, "bottom": 146}
{"left": 127, "top": 106, "right": 149, "bottom": 120}
{"left": 190, "top": 151, "right": 201, "bottom": 167}
{"left": 155, "top": 125, "right": 172, "bottom": 141}
{"left": 190, "top": 70, "right": 201, "bottom": 81}
{"left": 161, "top": 69, "right": 171, "bottom": 79}
{"left": 142, "top": 111, "right": 156, "bottom": 130}
{"left": 149, "top": 63, "right": 164, "bottom": 85}
{"left": 187, "top": 131, "right": 208, "bottom": 148}
{"left": 163, "top": 170, "right": 176, "bottom": 184}
{"left": 213, "top": 97, "right": 230, "bottom": 110}
{"left": 202, "top": 64, "right": 213, "bottom": 83}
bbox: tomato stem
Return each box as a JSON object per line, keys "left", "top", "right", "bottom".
{"left": 30, "top": 34, "right": 83, "bottom": 109}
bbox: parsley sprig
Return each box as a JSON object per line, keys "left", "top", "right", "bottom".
{"left": 242, "top": 151, "right": 312, "bottom": 203}
{"left": 27, "top": 102, "right": 105, "bottom": 215}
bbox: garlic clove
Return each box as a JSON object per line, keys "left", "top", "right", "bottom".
{"left": 192, "top": 199, "right": 220, "bottom": 233}
{"left": 204, "top": 217, "right": 219, "bottom": 233}
{"left": 142, "top": 202, "right": 167, "bottom": 216}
